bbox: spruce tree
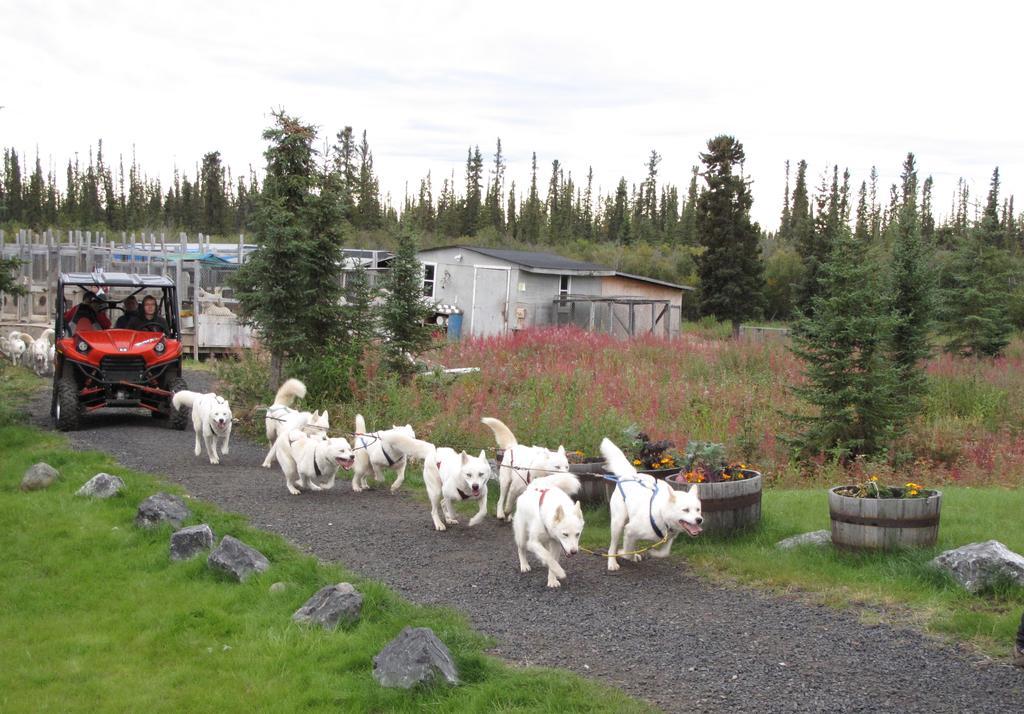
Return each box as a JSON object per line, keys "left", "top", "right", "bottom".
{"left": 889, "top": 152, "right": 934, "bottom": 428}
{"left": 354, "top": 130, "right": 382, "bottom": 230}
{"left": 939, "top": 232, "right": 1012, "bottom": 357}
{"left": 380, "top": 232, "right": 433, "bottom": 383}
{"left": 462, "top": 145, "right": 483, "bottom": 236}
{"left": 484, "top": 138, "right": 505, "bottom": 232}
{"left": 794, "top": 167, "right": 839, "bottom": 315}
{"left": 199, "top": 151, "right": 227, "bottom": 235}
{"left": 694, "top": 135, "right": 765, "bottom": 336}
{"left": 980, "top": 167, "right": 1002, "bottom": 247}
{"left": 231, "top": 110, "right": 346, "bottom": 386}
{"left": 788, "top": 216, "right": 900, "bottom": 460}
{"left": 607, "top": 178, "right": 630, "bottom": 244}
{"left": 679, "top": 167, "right": 699, "bottom": 245}
{"left": 854, "top": 180, "right": 870, "bottom": 242}
{"left": 520, "top": 153, "right": 543, "bottom": 243}
{"left": 920, "top": 175, "right": 935, "bottom": 243}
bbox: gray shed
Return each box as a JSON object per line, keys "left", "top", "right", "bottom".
{"left": 415, "top": 246, "right": 690, "bottom": 338}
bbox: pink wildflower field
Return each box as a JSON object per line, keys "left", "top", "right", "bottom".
{"left": 406, "top": 327, "right": 1024, "bottom": 488}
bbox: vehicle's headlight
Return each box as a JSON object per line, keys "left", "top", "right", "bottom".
{"left": 154, "top": 340, "right": 166, "bottom": 354}
{"left": 77, "top": 340, "right": 90, "bottom": 353}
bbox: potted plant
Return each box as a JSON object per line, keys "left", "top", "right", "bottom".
{"left": 829, "top": 475, "right": 941, "bottom": 550}
{"left": 624, "top": 428, "right": 763, "bottom": 534}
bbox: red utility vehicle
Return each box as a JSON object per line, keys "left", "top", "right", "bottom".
{"left": 51, "top": 271, "right": 189, "bottom": 431}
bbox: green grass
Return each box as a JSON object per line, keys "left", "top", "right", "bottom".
{"left": 581, "top": 488, "right": 1024, "bottom": 658}
{"left": 0, "top": 420, "right": 650, "bottom": 713}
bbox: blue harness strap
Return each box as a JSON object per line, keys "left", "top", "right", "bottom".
{"left": 612, "top": 475, "right": 665, "bottom": 539}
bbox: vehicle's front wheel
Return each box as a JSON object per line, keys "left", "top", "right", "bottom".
{"left": 55, "top": 375, "right": 82, "bottom": 431}
{"left": 166, "top": 376, "right": 189, "bottom": 430}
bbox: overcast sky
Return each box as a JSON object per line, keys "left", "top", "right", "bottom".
{"left": 2, "top": 0, "right": 1021, "bottom": 230}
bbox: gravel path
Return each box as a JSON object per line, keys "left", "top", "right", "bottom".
{"left": 32, "top": 372, "right": 1024, "bottom": 713}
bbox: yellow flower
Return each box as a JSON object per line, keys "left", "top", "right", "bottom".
{"left": 909, "top": 489, "right": 919, "bottom": 496}
{"left": 722, "top": 473, "right": 731, "bottom": 480}
{"left": 633, "top": 459, "right": 642, "bottom": 465}
{"left": 869, "top": 475, "right": 879, "bottom": 482}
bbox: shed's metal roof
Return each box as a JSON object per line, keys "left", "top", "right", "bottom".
{"left": 418, "top": 245, "right": 613, "bottom": 275}
{"left": 59, "top": 271, "right": 176, "bottom": 288}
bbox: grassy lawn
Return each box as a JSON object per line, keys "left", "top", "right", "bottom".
{"left": 578, "top": 488, "right": 1024, "bottom": 658}
{"left": 0, "top": 371, "right": 649, "bottom": 713}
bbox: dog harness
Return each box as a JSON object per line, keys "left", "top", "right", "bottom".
{"left": 313, "top": 443, "right": 323, "bottom": 479}
{"left": 614, "top": 478, "right": 666, "bottom": 540}
{"left": 356, "top": 432, "right": 401, "bottom": 466}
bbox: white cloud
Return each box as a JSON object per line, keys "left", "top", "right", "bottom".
{"left": 1, "top": 0, "right": 1021, "bottom": 228}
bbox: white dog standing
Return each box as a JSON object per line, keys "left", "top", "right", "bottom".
{"left": 385, "top": 432, "right": 492, "bottom": 531}
{"left": 352, "top": 414, "right": 415, "bottom": 492}
{"left": 481, "top": 417, "right": 570, "bottom": 521}
{"left": 8, "top": 331, "right": 28, "bottom": 366}
{"left": 172, "top": 390, "right": 234, "bottom": 464}
{"left": 262, "top": 378, "right": 329, "bottom": 468}
{"left": 601, "top": 437, "right": 703, "bottom": 572}
{"left": 31, "top": 328, "right": 54, "bottom": 376}
{"left": 513, "top": 473, "right": 585, "bottom": 588}
{"left": 274, "top": 429, "right": 355, "bottom": 495}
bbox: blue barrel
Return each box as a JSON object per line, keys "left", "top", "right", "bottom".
{"left": 446, "top": 313, "right": 463, "bottom": 341}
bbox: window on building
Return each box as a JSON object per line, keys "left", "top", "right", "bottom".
{"left": 423, "top": 263, "right": 436, "bottom": 298}
{"left": 559, "top": 275, "right": 571, "bottom": 295}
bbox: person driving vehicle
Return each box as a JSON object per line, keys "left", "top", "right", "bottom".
{"left": 137, "top": 295, "right": 169, "bottom": 333}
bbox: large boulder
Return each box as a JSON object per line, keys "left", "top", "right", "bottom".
{"left": 373, "top": 627, "right": 460, "bottom": 689}
{"left": 21, "top": 463, "right": 59, "bottom": 492}
{"left": 76, "top": 473, "right": 125, "bottom": 499}
{"left": 931, "top": 540, "right": 1024, "bottom": 593}
{"left": 207, "top": 535, "right": 270, "bottom": 582}
{"left": 776, "top": 530, "right": 832, "bottom": 550}
{"left": 170, "top": 524, "right": 215, "bottom": 561}
{"left": 135, "top": 493, "right": 190, "bottom": 529}
{"left": 292, "top": 583, "right": 363, "bottom": 629}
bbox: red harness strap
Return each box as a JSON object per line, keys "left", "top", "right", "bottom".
{"left": 538, "top": 488, "right": 550, "bottom": 506}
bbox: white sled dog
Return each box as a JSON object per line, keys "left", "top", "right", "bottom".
{"left": 7, "top": 331, "right": 29, "bottom": 366}
{"left": 351, "top": 414, "right": 416, "bottom": 492}
{"left": 274, "top": 428, "right": 355, "bottom": 495}
{"left": 513, "top": 473, "right": 585, "bottom": 588}
{"left": 384, "top": 432, "right": 492, "bottom": 531}
{"left": 601, "top": 437, "right": 702, "bottom": 572}
{"left": 481, "top": 417, "right": 570, "bottom": 521}
{"left": 172, "top": 390, "right": 234, "bottom": 465}
{"left": 31, "top": 328, "right": 55, "bottom": 376}
{"left": 262, "top": 378, "right": 329, "bottom": 468}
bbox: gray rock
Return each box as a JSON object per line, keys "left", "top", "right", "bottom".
{"left": 931, "top": 540, "right": 1024, "bottom": 593}
{"left": 292, "top": 583, "right": 363, "bottom": 629}
{"left": 207, "top": 535, "right": 270, "bottom": 582}
{"left": 170, "top": 524, "right": 215, "bottom": 561}
{"left": 776, "top": 530, "right": 832, "bottom": 550}
{"left": 76, "top": 472, "right": 125, "bottom": 499}
{"left": 269, "top": 582, "right": 287, "bottom": 593}
{"left": 373, "top": 627, "right": 460, "bottom": 689}
{"left": 135, "top": 493, "right": 190, "bottom": 528}
{"left": 20, "top": 462, "right": 59, "bottom": 492}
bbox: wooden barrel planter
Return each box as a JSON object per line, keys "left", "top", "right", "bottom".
{"left": 663, "top": 470, "right": 763, "bottom": 534}
{"left": 567, "top": 462, "right": 613, "bottom": 505}
{"left": 828, "top": 486, "right": 942, "bottom": 551}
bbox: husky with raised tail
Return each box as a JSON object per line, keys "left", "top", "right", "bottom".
{"left": 351, "top": 414, "right": 416, "bottom": 492}
{"left": 262, "top": 379, "right": 329, "bottom": 468}
{"left": 31, "top": 328, "right": 55, "bottom": 376}
{"left": 481, "top": 417, "right": 570, "bottom": 521}
{"left": 513, "top": 473, "right": 584, "bottom": 588}
{"left": 601, "top": 437, "right": 702, "bottom": 571}
{"left": 172, "top": 390, "right": 234, "bottom": 464}
{"left": 384, "top": 432, "right": 492, "bottom": 531}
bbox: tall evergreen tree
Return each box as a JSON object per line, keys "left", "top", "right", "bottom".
{"left": 231, "top": 110, "right": 346, "bottom": 386}
{"left": 980, "top": 167, "right": 1002, "bottom": 247}
{"left": 353, "top": 130, "right": 382, "bottom": 229}
{"left": 787, "top": 219, "right": 900, "bottom": 460}
{"left": 854, "top": 180, "right": 870, "bottom": 242}
{"left": 25, "top": 152, "right": 45, "bottom": 228}
{"left": 380, "top": 232, "right": 433, "bottom": 382}
{"left": 789, "top": 159, "right": 812, "bottom": 250}
{"left": 939, "top": 232, "right": 1012, "bottom": 358}
{"left": 506, "top": 180, "right": 517, "bottom": 238}
{"left": 920, "top": 175, "right": 935, "bottom": 243}
{"left": 484, "top": 138, "right": 505, "bottom": 232}
{"left": 889, "top": 152, "right": 934, "bottom": 427}
{"left": 462, "top": 145, "right": 484, "bottom": 236}
{"left": 520, "top": 152, "right": 543, "bottom": 243}
{"left": 199, "top": 151, "right": 227, "bottom": 235}
{"left": 679, "top": 167, "right": 699, "bottom": 245}
{"left": 794, "top": 167, "right": 839, "bottom": 315}
{"left": 607, "top": 178, "right": 630, "bottom": 244}
{"left": 694, "top": 135, "right": 765, "bottom": 336}
{"left": 778, "top": 160, "right": 792, "bottom": 241}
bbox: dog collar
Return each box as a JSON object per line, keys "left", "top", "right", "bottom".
{"left": 538, "top": 487, "right": 550, "bottom": 506}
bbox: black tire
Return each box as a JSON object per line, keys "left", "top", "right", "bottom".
{"left": 167, "top": 376, "right": 189, "bottom": 430}
{"left": 55, "top": 375, "right": 82, "bottom": 431}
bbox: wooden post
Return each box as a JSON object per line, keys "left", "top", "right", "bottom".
{"left": 237, "top": 233, "right": 244, "bottom": 265}
{"left": 193, "top": 261, "right": 201, "bottom": 360}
